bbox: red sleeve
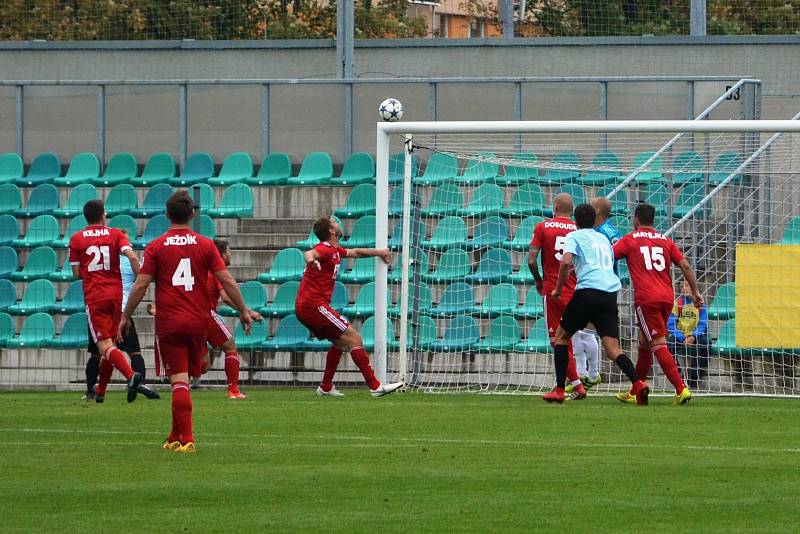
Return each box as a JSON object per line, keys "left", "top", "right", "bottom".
{"left": 338, "top": 246, "right": 348, "bottom": 258}
{"left": 68, "top": 234, "right": 80, "bottom": 266}
{"left": 670, "top": 239, "right": 685, "bottom": 264}
{"left": 208, "top": 241, "right": 227, "bottom": 273}
{"left": 530, "top": 223, "right": 543, "bottom": 248}
{"left": 116, "top": 229, "right": 132, "bottom": 253}
{"left": 613, "top": 234, "right": 630, "bottom": 260}
{"left": 140, "top": 243, "right": 157, "bottom": 276}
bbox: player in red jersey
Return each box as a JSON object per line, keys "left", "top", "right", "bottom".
{"left": 121, "top": 191, "right": 261, "bottom": 452}
{"left": 69, "top": 199, "right": 143, "bottom": 403}
{"left": 527, "top": 193, "right": 587, "bottom": 400}
{"left": 613, "top": 203, "right": 703, "bottom": 406}
{"left": 296, "top": 217, "right": 403, "bottom": 397}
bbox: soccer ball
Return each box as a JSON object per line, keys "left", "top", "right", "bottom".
{"left": 378, "top": 98, "right": 403, "bottom": 122}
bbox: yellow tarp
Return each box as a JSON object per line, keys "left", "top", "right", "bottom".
{"left": 735, "top": 244, "right": 800, "bottom": 349}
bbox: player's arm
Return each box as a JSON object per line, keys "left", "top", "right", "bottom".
{"left": 304, "top": 248, "right": 322, "bottom": 271}
{"left": 676, "top": 258, "right": 704, "bottom": 307}
{"left": 122, "top": 248, "right": 141, "bottom": 275}
{"left": 218, "top": 286, "right": 235, "bottom": 308}
{"left": 345, "top": 248, "right": 391, "bottom": 264}
{"left": 214, "top": 269, "right": 262, "bottom": 333}
{"left": 68, "top": 239, "right": 81, "bottom": 279}
{"left": 119, "top": 273, "right": 153, "bottom": 339}
{"left": 552, "top": 252, "right": 574, "bottom": 299}
{"left": 527, "top": 245, "right": 543, "bottom": 294}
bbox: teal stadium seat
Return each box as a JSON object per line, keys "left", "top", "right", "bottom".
{"left": 672, "top": 183, "right": 706, "bottom": 219}
{"left": 49, "top": 257, "right": 77, "bottom": 282}
{"left": 343, "top": 282, "right": 386, "bottom": 318}
{"left": 196, "top": 214, "right": 216, "bottom": 239}
{"left": 208, "top": 152, "right": 254, "bottom": 187}
{"left": 234, "top": 319, "right": 269, "bottom": 350}
{"left": 388, "top": 250, "right": 429, "bottom": 284}
{"left": 475, "top": 315, "right": 521, "bottom": 353}
{"left": 104, "top": 184, "right": 138, "bottom": 216}
{"left": 508, "top": 254, "right": 541, "bottom": 285}
{"left": 414, "top": 153, "right": 458, "bottom": 186}
{"left": 129, "top": 183, "right": 173, "bottom": 218}
{"left": 262, "top": 315, "right": 310, "bottom": 351}
{"left": 455, "top": 153, "right": 499, "bottom": 184}
{"left": 340, "top": 215, "right": 376, "bottom": 248}
{"left": 426, "top": 315, "right": 479, "bottom": 352}
{"left": 360, "top": 316, "right": 396, "bottom": 351}
{"left": 421, "top": 248, "right": 470, "bottom": 283}
{"left": 130, "top": 153, "right": 176, "bottom": 187}
{"left": 0, "top": 153, "right": 23, "bottom": 184}
{"left": 247, "top": 153, "right": 292, "bottom": 186}
{"left": 108, "top": 214, "right": 137, "bottom": 239}
{"left": 8, "top": 278, "right": 56, "bottom": 315}
{"left": 0, "top": 279, "right": 15, "bottom": 311}
{"left": 53, "top": 184, "right": 97, "bottom": 218}
{"left": 207, "top": 184, "right": 253, "bottom": 218}
{"left": 500, "top": 184, "right": 546, "bottom": 217}
{"left": 578, "top": 151, "right": 621, "bottom": 186}
{"left": 465, "top": 216, "right": 508, "bottom": 250}
{"left": 93, "top": 152, "right": 138, "bottom": 186}
{"left": 473, "top": 283, "right": 518, "bottom": 317}
{"left": 50, "top": 280, "right": 84, "bottom": 314}
{"left": 389, "top": 315, "right": 437, "bottom": 351}
{"left": 0, "top": 183, "right": 22, "bottom": 215}
{"left": 515, "top": 318, "right": 551, "bottom": 352}
{"left": 429, "top": 282, "right": 474, "bottom": 317}
{"left": 0, "top": 312, "right": 13, "bottom": 346}
{"left": 388, "top": 186, "right": 405, "bottom": 217}
{"left": 13, "top": 215, "right": 59, "bottom": 248}
{"left": 287, "top": 152, "right": 334, "bottom": 186}
{"left": 710, "top": 152, "right": 741, "bottom": 185}
{"left": 388, "top": 152, "right": 420, "bottom": 185}
{"left": 17, "top": 153, "right": 60, "bottom": 186}
{"left": 55, "top": 153, "right": 100, "bottom": 187}
{"left": 331, "top": 281, "right": 348, "bottom": 313}
{"left": 540, "top": 151, "right": 580, "bottom": 184}
{"left": 597, "top": 184, "right": 630, "bottom": 216}
{"left": 49, "top": 312, "right": 88, "bottom": 348}
{"left": 643, "top": 183, "right": 669, "bottom": 216}
{"left": 388, "top": 219, "right": 426, "bottom": 251}
{"left": 170, "top": 152, "right": 216, "bottom": 186}
{"left": 457, "top": 183, "right": 503, "bottom": 217}
{"left": 15, "top": 184, "right": 59, "bottom": 218}
{"left": 388, "top": 282, "right": 432, "bottom": 317}
{"left": 556, "top": 183, "right": 586, "bottom": 207}
{"left": 464, "top": 247, "right": 512, "bottom": 283}
{"left": 780, "top": 216, "right": 800, "bottom": 244}
{"left": 498, "top": 152, "right": 538, "bottom": 186}
{"left": 52, "top": 215, "right": 87, "bottom": 248}
{"left": 339, "top": 257, "right": 376, "bottom": 284}
{"left": 631, "top": 151, "right": 665, "bottom": 183}
{"left": 334, "top": 184, "right": 376, "bottom": 218}
{"left": 503, "top": 215, "right": 544, "bottom": 251}
{"left": 190, "top": 183, "right": 216, "bottom": 213}
{"left": 708, "top": 282, "right": 735, "bottom": 321}
{"left": 421, "top": 216, "right": 467, "bottom": 250}
{"left": 672, "top": 151, "right": 705, "bottom": 185}
{"left": 257, "top": 248, "right": 305, "bottom": 283}
{"left": 133, "top": 215, "right": 169, "bottom": 248}
{"left": 218, "top": 281, "right": 266, "bottom": 317}
{"left": 331, "top": 152, "right": 375, "bottom": 186}
{"left": 420, "top": 184, "right": 462, "bottom": 217}
{"left": 6, "top": 312, "right": 55, "bottom": 348}
{"left": 513, "top": 286, "right": 545, "bottom": 318}
{"left": 261, "top": 281, "right": 300, "bottom": 317}
{"left": 0, "top": 246, "right": 18, "bottom": 278}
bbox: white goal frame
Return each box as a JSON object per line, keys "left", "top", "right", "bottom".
{"left": 373, "top": 120, "right": 800, "bottom": 385}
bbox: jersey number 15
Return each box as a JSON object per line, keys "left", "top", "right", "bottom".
{"left": 640, "top": 246, "right": 666, "bottom": 271}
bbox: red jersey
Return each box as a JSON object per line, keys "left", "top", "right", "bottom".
{"left": 296, "top": 241, "right": 347, "bottom": 308}
{"left": 140, "top": 228, "right": 226, "bottom": 335}
{"left": 206, "top": 272, "right": 222, "bottom": 311}
{"left": 531, "top": 217, "right": 577, "bottom": 296}
{"left": 613, "top": 226, "right": 684, "bottom": 305}
{"left": 69, "top": 225, "right": 132, "bottom": 306}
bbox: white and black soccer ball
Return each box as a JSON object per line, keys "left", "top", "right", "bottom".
{"left": 378, "top": 98, "right": 403, "bottom": 122}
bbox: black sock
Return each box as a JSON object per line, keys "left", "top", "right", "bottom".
{"left": 85, "top": 356, "right": 100, "bottom": 393}
{"left": 615, "top": 354, "right": 639, "bottom": 384}
{"left": 554, "top": 345, "right": 569, "bottom": 389}
{"left": 129, "top": 354, "right": 146, "bottom": 382}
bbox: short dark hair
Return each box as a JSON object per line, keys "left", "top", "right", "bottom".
{"left": 213, "top": 238, "right": 228, "bottom": 256}
{"left": 634, "top": 203, "right": 656, "bottom": 227}
{"left": 313, "top": 217, "right": 333, "bottom": 241}
{"left": 83, "top": 199, "right": 105, "bottom": 224}
{"left": 166, "top": 191, "right": 194, "bottom": 224}
{"left": 574, "top": 203, "right": 596, "bottom": 229}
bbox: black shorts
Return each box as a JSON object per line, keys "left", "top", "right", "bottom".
{"left": 560, "top": 289, "right": 620, "bottom": 340}
{"left": 87, "top": 317, "right": 142, "bottom": 356}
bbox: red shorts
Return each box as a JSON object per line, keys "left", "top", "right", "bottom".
{"left": 296, "top": 304, "right": 350, "bottom": 341}
{"left": 206, "top": 310, "right": 232, "bottom": 348}
{"left": 157, "top": 332, "right": 208, "bottom": 377}
{"left": 543, "top": 292, "right": 572, "bottom": 342}
{"left": 86, "top": 300, "right": 122, "bottom": 343}
{"left": 635, "top": 302, "right": 673, "bottom": 342}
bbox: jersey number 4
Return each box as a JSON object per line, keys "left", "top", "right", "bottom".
{"left": 640, "top": 246, "right": 666, "bottom": 271}
{"left": 87, "top": 245, "right": 111, "bottom": 272}
{"left": 172, "top": 258, "right": 196, "bottom": 291}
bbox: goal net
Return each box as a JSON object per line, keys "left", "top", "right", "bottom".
{"left": 375, "top": 120, "right": 800, "bottom": 397}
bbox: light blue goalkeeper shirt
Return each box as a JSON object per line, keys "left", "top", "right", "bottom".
{"left": 562, "top": 229, "right": 621, "bottom": 293}
{"left": 120, "top": 255, "right": 136, "bottom": 310}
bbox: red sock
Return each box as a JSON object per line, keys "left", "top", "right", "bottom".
{"left": 171, "top": 381, "right": 193, "bottom": 444}
{"left": 653, "top": 344, "right": 686, "bottom": 394}
{"left": 321, "top": 347, "right": 343, "bottom": 392}
{"left": 636, "top": 346, "right": 653, "bottom": 381}
{"left": 106, "top": 347, "right": 133, "bottom": 380}
{"left": 96, "top": 358, "right": 114, "bottom": 395}
{"left": 350, "top": 347, "right": 380, "bottom": 390}
{"left": 224, "top": 352, "right": 240, "bottom": 392}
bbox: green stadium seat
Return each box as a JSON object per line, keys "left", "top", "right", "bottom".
{"left": 578, "top": 151, "right": 621, "bottom": 186}
{"left": 0, "top": 246, "right": 17, "bottom": 278}
{"left": 218, "top": 281, "right": 266, "bottom": 317}
{"left": 388, "top": 152, "right": 420, "bottom": 185}
{"left": 334, "top": 184, "right": 376, "bottom": 218}
{"left": 710, "top": 152, "right": 741, "bottom": 185}
{"left": 498, "top": 152, "right": 539, "bottom": 185}
{"left": 93, "top": 152, "right": 138, "bottom": 186}
{"left": 388, "top": 219, "right": 426, "bottom": 251}
{"left": 49, "top": 257, "right": 77, "bottom": 282}
{"left": 17, "top": 153, "right": 60, "bottom": 186}
{"left": 556, "top": 183, "right": 586, "bottom": 207}
{"left": 507, "top": 255, "right": 542, "bottom": 285}
{"left": 609, "top": 216, "right": 632, "bottom": 237}
{"left": 15, "top": 184, "right": 59, "bottom": 218}
{"left": 233, "top": 319, "right": 269, "bottom": 350}
{"left": 52, "top": 215, "right": 87, "bottom": 248}
{"left": 420, "top": 184, "right": 463, "bottom": 217}
{"left": 388, "top": 282, "right": 432, "bottom": 317}
{"left": 474, "top": 283, "right": 518, "bottom": 317}
{"left": 0, "top": 312, "right": 13, "bottom": 346}
{"left": 208, "top": 152, "right": 254, "bottom": 187}
{"left": 257, "top": 248, "right": 305, "bottom": 283}
{"left": 295, "top": 216, "right": 343, "bottom": 250}
{"left": 286, "top": 152, "right": 334, "bottom": 186}
{"left": 104, "top": 184, "right": 138, "bottom": 216}
{"left": 330, "top": 152, "right": 376, "bottom": 186}
{"left": 597, "top": 184, "right": 630, "bottom": 216}
{"left": 414, "top": 153, "right": 458, "bottom": 186}
{"left": 13, "top": 215, "right": 59, "bottom": 248}
{"left": 515, "top": 318, "right": 551, "bottom": 352}
{"left": 130, "top": 153, "right": 176, "bottom": 187}
{"left": 421, "top": 216, "right": 467, "bottom": 250}
{"left": 247, "top": 153, "right": 292, "bottom": 186}
{"left": 360, "top": 316, "right": 396, "bottom": 351}
{"left": 261, "top": 281, "right": 300, "bottom": 317}
{"left": 465, "top": 247, "right": 512, "bottom": 283}
{"left": 343, "top": 282, "right": 387, "bottom": 318}
{"left": 53, "top": 184, "right": 97, "bottom": 218}
{"left": 262, "top": 314, "right": 310, "bottom": 351}
{"left": 206, "top": 184, "right": 253, "bottom": 218}
{"left": 0, "top": 153, "right": 23, "bottom": 184}
{"left": 500, "top": 184, "right": 546, "bottom": 217}
{"left": 672, "top": 151, "right": 705, "bottom": 185}
{"left": 421, "top": 248, "right": 470, "bottom": 283}
{"left": 49, "top": 312, "right": 89, "bottom": 348}
{"left": 457, "top": 183, "right": 503, "bottom": 217}
{"left": 388, "top": 250, "right": 429, "bottom": 283}
{"left": 631, "top": 151, "right": 665, "bottom": 183}
{"left": 643, "top": 183, "right": 669, "bottom": 216}
{"left": 170, "top": 152, "right": 216, "bottom": 186}
{"left": 389, "top": 315, "right": 437, "bottom": 351}
{"left": 780, "top": 216, "right": 800, "bottom": 244}
{"left": 8, "top": 279, "right": 56, "bottom": 315}
{"left": 429, "top": 282, "right": 474, "bottom": 317}
{"left": 331, "top": 281, "right": 348, "bottom": 313}
{"left": 133, "top": 215, "right": 169, "bottom": 248}
{"left": 0, "top": 215, "right": 19, "bottom": 246}
{"left": 708, "top": 282, "right": 735, "bottom": 321}
{"left": 672, "top": 183, "right": 706, "bottom": 219}
{"left": 0, "top": 280, "right": 16, "bottom": 311}
{"left": 340, "top": 215, "right": 376, "bottom": 248}
{"left": 388, "top": 187, "right": 405, "bottom": 217}
{"left": 476, "top": 315, "right": 521, "bottom": 353}
{"left": 195, "top": 214, "right": 216, "bottom": 239}
{"left": 0, "top": 183, "right": 22, "bottom": 215}
{"left": 503, "top": 215, "right": 543, "bottom": 251}
{"left": 55, "top": 153, "right": 100, "bottom": 187}
{"left": 129, "top": 183, "right": 173, "bottom": 218}
{"left": 339, "top": 257, "right": 376, "bottom": 284}
{"left": 108, "top": 214, "right": 137, "bottom": 239}
{"left": 712, "top": 319, "right": 738, "bottom": 355}
{"left": 50, "top": 280, "right": 84, "bottom": 314}
{"left": 189, "top": 183, "right": 215, "bottom": 213}
{"left": 540, "top": 151, "right": 580, "bottom": 184}
{"left": 426, "top": 315, "right": 478, "bottom": 352}
{"left": 513, "top": 286, "right": 545, "bottom": 319}
{"left": 6, "top": 312, "right": 55, "bottom": 348}
{"left": 465, "top": 216, "right": 508, "bottom": 250}
{"left": 455, "top": 153, "right": 499, "bottom": 184}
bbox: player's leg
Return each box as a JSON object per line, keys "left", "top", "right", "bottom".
{"left": 160, "top": 334, "right": 197, "bottom": 452}
{"left": 578, "top": 329, "right": 602, "bottom": 386}
{"left": 209, "top": 311, "right": 246, "bottom": 399}
{"left": 636, "top": 331, "right": 654, "bottom": 381}
{"left": 118, "top": 317, "right": 159, "bottom": 399}
{"left": 84, "top": 332, "right": 100, "bottom": 400}
{"left": 643, "top": 303, "right": 689, "bottom": 401}
{"left": 601, "top": 335, "right": 649, "bottom": 406}
{"left": 571, "top": 330, "right": 590, "bottom": 379}
{"left": 89, "top": 301, "right": 140, "bottom": 401}
{"left": 544, "top": 293, "right": 588, "bottom": 403}
{"left": 545, "top": 295, "right": 583, "bottom": 393}
{"left": 297, "top": 306, "right": 346, "bottom": 396}
{"left": 335, "top": 326, "right": 403, "bottom": 396}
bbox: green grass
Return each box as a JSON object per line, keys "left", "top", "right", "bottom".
{"left": 0, "top": 390, "right": 797, "bottom": 533}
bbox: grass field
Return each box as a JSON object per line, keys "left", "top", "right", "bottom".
{"left": 0, "top": 389, "right": 798, "bottom": 533}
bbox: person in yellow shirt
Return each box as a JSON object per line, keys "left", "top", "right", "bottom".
{"left": 667, "top": 279, "right": 710, "bottom": 389}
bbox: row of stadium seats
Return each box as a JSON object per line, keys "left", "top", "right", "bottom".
{"left": 0, "top": 279, "right": 83, "bottom": 315}
{"left": 0, "top": 182, "right": 253, "bottom": 219}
